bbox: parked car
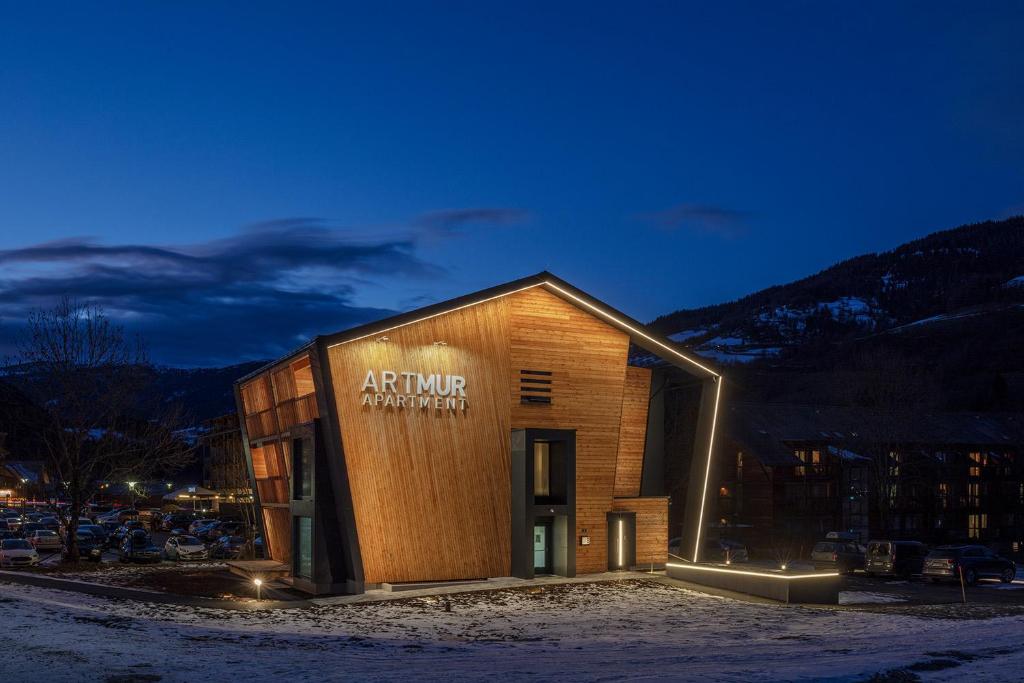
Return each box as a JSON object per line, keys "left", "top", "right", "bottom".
{"left": 19, "top": 522, "right": 43, "bottom": 538}
{"left": 1, "top": 512, "right": 22, "bottom": 530}
{"left": 38, "top": 516, "right": 60, "bottom": 531}
{"left": 194, "top": 520, "right": 222, "bottom": 541}
{"left": 703, "top": 538, "right": 750, "bottom": 563}
{"left": 209, "top": 535, "right": 247, "bottom": 559}
{"left": 188, "top": 519, "right": 218, "bottom": 536}
{"left": 119, "top": 530, "right": 161, "bottom": 564}
{"left": 864, "top": 540, "right": 929, "bottom": 578}
{"left": 0, "top": 530, "right": 19, "bottom": 542}
{"left": 164, "top": 535, "right": 209, "bottom": 561}
{"left": 109, "top": 521, "right": 145, "bottom": 546}
{"left": 100, "top": 509, "right": 138, "bottom": 524}
{"left": 72, "top": 532, "right": 103, "bottom": 562}
{"left": 923, "top": 545, "right": 1017, "bottom": 585}
{"left": 0, "top": 538, "right": 40, "bottom": 568}
{"left": 811, "top": 538, "right": 866, "bottom": 573}
{"left": 28, "top": 530, "right": 62, "bottom": 552}
{"left": 78, "top": 524, "right": 109, "bottom": 546}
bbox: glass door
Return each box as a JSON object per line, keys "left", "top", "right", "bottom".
{"left": 533, "top": 519, "right": 552, "bottom": 574}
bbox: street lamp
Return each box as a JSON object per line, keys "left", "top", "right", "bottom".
{"left": 126, "top": 481, "right": 137, "bottom": 509}
{"left": 20, "top": 478, "right": 28, "bottom": 513}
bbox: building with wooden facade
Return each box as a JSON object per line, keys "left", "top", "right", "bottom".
{"left": 235, "top": 273, "right": 722, "bottom": 594}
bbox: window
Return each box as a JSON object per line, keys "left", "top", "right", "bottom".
{"left": 294, "top": 516, "right": 313, "bottom": 579}
{"left": 533, "top": 442, "right": 550, "bottom": 497}
{"left": 938, "top": 483, "right": 949, "bottom": 509}
{"left": 969, "top": 452, "right": 987, "bottom": 478}
{"left": 292, "top": 436, "right": 313, "bottom": 500}
{"left": 531, "top": 440, "right": 566, "bottom": 504}
{"left": 736, "top": 451, "right": 744, "bottom": 482}
{"left": 968, "top": 513, "right": 987, "bottom": 539}
{"left": 969, "top": 483, "right": 981, "bottom": 508}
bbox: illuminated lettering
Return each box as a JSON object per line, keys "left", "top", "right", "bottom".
{"left": 360, "top": 369, "right": 468, "bottom": 413}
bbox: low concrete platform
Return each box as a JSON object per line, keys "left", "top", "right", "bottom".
{"left": 666, "top": 561, "right": 840, "bottom": 604}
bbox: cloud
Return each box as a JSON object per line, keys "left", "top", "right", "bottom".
{"left": 637, "top": 203, "right": 749, "bottom": 239}
{"left": 414, "top": 207, "right": 528, "bottom": 238}
{"left": 0, "top": 219, "right": 443, "bottom": 366}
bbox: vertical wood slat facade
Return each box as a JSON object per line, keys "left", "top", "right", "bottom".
{"left": 240, "top": 353, "right": 320, "bottom": 568}
{"left": 507, "top": 288, "right": 631, "bottom": 575}
{"left": 612, "top": 497, "right": 668, "bottom": 566}
{"left": 327, "top": 298, "right": 514, "bottom": 584}
{"left": 614, "top": 366, "right": 652, "bottom": 498}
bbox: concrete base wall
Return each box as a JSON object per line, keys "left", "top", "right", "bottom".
{"left": 667, "top": 563, "right": 839, "bottom": 604}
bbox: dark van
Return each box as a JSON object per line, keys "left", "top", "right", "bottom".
{"left": 864, "top": 540, "right": 928, "bottom": 578}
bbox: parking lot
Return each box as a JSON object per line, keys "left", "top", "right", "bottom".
{"left": 838, "top": 568, "right": 1024, "bottom": 609}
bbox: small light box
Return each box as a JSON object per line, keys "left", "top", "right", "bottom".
{"left": 580, "top": 536, "right": 591, "bottom": 546}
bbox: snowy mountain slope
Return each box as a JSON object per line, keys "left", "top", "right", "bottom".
{"left": 648, "top": 216, "right": 1024, "bottom": 409}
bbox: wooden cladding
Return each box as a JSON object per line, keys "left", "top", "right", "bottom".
{"left": 327, "top": 297, "right": 514, "bottom": 585}
{"left": 507, "top": 288, "right": 632, "bottom": 575}
{"left": 240, "top": 353, "right": 321, "bottom": 564}
{"left": 612, "top": 497, "right": 668, "bottom": 566}
{"left": 262, "top": 506, "right": 292, "bottom": 565}
{"left": 614, "top": 366, "right": 652, "bottom": 497}
{"left": 519, "top": 369, "right": 553, "bottom": 404}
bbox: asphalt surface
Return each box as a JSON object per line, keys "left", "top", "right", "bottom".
{"left": 840, "top": 570, "right": 1024, "bottom": 606}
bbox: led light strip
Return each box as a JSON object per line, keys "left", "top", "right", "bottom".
{"left": 541, "top": 282, "right": 719, "bottom": 377}
{"left": 666, "top": 562, "right": 839, "bottom": 580}
{"left": 692, "top": 377, "right": 722, "bottom": 562}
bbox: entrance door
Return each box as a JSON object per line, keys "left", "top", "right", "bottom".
{"left": 607, "top": 512, "right": 636, "bottom": 571}
{"left": 533, "top": 518, "right": 552, "bottom": 574}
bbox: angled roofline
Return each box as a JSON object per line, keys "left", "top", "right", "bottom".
{"left": 236, "top": 271, "right": 720, "bottom": 385}
{"left": 321, "top": 271, "right": 720, "bottom": 379}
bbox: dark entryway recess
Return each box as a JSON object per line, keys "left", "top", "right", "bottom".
{"left": 511, "top": 428, "right": 576, "bottom": 579}
{"left": 607, "top": 511, "right": 636, "bottom": 571}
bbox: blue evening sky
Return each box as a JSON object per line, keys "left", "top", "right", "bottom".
{"left": 1, "top": 2, "right": 1021, "bottom": 365}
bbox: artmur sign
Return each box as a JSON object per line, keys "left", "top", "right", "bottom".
{"left": 359, "top": 370, "right": 468, "bottom": 410}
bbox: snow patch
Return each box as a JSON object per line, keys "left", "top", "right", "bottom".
{"left": 839, "top": 591, "right": 908, "bottom": 605}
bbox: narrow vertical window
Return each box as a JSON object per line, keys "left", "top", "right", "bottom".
{"left": 533, "top": 441, "right": 550, "bottom": 497}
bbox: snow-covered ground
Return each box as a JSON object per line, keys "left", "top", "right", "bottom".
{"left": 2, "top": 578, "right": 1024, "bottom": 682}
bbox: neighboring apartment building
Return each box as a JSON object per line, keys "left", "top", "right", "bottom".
{"left": 713, "top": 403, "right": 1024, "bottom": 557}
{"left": 198, "top": 412, "right": 252, "bottom": 503}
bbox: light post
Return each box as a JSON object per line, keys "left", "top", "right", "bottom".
{"left": 20, "top": 478, "right": 28, "bottom": 514}
{"left": 254, "top": 578, "right": 263, "bottom": 601}
{"left": 126, "top": 481, "right": 137, "bottom": 509}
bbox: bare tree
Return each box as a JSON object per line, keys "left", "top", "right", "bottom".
{"left": 6, "top": 298, "right": 192, "bottom": 561}
{"left": 842, "top": 350, "right": 939, "bottom": 537}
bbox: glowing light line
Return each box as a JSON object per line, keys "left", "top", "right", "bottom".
{"left": 666, "top": 562, "right": 839, "bottom": 581}
{"left": 692, "top": 376, "right": 722, "bottom": 562}
{"left": 618, "top": 518, "right": 624, "bottom": 568}
{"left": 541, "top": 282, "right": 719, "bottom": 377}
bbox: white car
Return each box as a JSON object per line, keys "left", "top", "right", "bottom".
{"left": 0, "top": 539, "right": 40, "bottom": 567}
{"left": 164, "top": 535, "right": 209, "bottom": 561}
{"left": 28, "top": 530, "right": 62, "bottom": 551}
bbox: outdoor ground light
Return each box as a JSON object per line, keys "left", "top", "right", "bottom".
{"left": 254, "top": 578, "right": 263, "bottom": 600}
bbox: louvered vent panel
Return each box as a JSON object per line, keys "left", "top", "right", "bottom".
{"left": 519, "top": 369, "right": 553, "bottom": 404}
